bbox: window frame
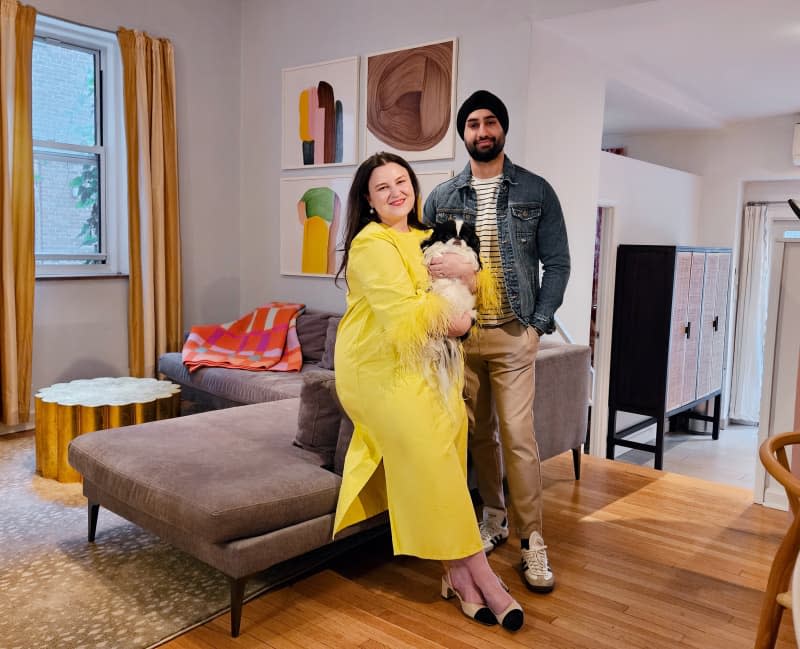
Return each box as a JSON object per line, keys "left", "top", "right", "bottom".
{"left": 33, "top": 15, "right": 127, "bottom": 278}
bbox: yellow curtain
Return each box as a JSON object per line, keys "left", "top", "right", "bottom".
{"left": 0, "top": 0, "right": 35, "bottom": 425}
{"left": 118, "top": 28, "right": 182, "bottom": 377}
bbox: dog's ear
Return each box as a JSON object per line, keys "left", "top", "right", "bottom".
{"left": 435, "top": 220, "right": 457, "bottom": 238}
{"left": 421, "top": 220, "right": 456, "bottom": 250}
{"left": 420, "top": 227, "right": 443, "bottom": 251}
{"left": 460, "top": 222, "right": 481, "bottom": 251}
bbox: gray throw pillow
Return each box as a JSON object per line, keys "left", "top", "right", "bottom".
{"left": 294, "top": 370, "right": 340, "bottom": 463}
{"left": 333, "top": 414, "right": 355, "bottom": 476}
{"left": 318, "top": 316, "right": 341, "bottom": 370}
{"left": 296, "top": 312, "right": 333, "bottom": 363}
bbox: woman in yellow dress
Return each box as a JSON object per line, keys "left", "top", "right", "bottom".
{"left": 332, "top": 152, "right": 523, "bottom": 630}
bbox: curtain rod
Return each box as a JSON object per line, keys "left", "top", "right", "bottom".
{"left": 38, "top": 11, "right": 117, "bottom": 36}
{"left": 745, "top": 200, "right": 793, "bottom": 206}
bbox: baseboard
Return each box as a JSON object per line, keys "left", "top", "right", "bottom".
{"left": 0, "top": 409, "right": 35, "bottom": 436}
{"left": 763, "top": 485, "right": 789, "bottom": 511}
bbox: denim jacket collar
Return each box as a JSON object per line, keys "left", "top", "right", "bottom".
{"left": 453, "top": 155, "right": 519, "bottom": 189}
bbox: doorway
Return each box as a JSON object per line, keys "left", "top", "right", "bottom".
{"left": 587, "top": 206, "right": 614, "bottom": 458}
{"left": 755, "top": 222, "right": 800, "bottom": 508}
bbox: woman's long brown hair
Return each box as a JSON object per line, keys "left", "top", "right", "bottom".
{"left": 335, "top": 152, "right": 427, "bottom": 286}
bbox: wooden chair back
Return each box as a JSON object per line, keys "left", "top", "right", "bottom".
{"left": 755, "top": 431, "right": 800, "bottom": 649}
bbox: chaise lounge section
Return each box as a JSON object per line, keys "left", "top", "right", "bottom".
{"left": 68, "top": 396, "right": 386, "bottom": 637}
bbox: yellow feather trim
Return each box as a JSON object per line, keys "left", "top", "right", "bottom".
{"left": 476, "top": 261, "right": 501, "bottom": 314}
{"left": 384, "top": 291, "right": 451, "bottom": 372}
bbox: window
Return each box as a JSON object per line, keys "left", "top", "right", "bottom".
{"left": 32, "top": 15, "right": 127, "bottom": 277}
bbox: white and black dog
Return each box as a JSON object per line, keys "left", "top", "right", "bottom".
{"left": 420, "top": 219, "right": 482, "bottom": 398}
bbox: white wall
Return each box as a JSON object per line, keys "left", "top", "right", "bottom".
{"left": 599, "top": 153, "right": 701, "bottom": 246}
{"left": 604, "top": 114, "right": 800, "bottom": 248}
{"left": 526, "top": 25, "right": 606, "bottom": 344}
{"left": 28, "top": 0, "right": 242, "bottom": 398}
{"left": 593, "top": 151, "right": 703, "bottom": 454}
{"left": 743, "top": 179, "right": 800, "bottom": 204}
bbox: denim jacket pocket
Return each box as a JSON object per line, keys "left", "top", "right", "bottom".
{"left": 510, "top": 204, "right": 541, "bottom": 221}
{"left": 510, "top": 203, "right": 540, "bottom": 243}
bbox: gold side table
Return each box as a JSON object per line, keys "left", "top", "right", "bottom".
{"left": 35, "top": 377, "right": 181, "bottom": 482}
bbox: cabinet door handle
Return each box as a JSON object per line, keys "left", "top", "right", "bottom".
{"left": 712, "top": 315, "right": 719, "bottom": 331}
{"left": 685, "top": 322, "right": 691, "bottom": 338}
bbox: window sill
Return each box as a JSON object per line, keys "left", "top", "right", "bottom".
{"left": 35, "top": 272, "right": 129, "bottom": 281}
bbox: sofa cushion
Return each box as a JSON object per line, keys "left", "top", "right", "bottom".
{"left": 295, "top": 370, "right": 340, "bottom": 463}
{"left": 319, "top": 316, "right": 341, "bottom": 370}
{"left": 297, "top": 310, "right": 338, "bottom": 363}
{"left": 158, "top": 352, "right": 315, "bottom": 404}
{"left": 68, "top": 399, "right": 342, "bottom": 545}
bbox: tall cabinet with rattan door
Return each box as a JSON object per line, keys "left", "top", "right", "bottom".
{"left": 606, "top": 245, "right": 731, "bottom": 469}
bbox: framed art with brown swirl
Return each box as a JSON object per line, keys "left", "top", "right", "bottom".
{"left": 364, "top": 39, "right": 457, "bottom": 162}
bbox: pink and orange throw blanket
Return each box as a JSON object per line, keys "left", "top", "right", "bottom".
{"left": 182, "top": 302, "right": 305, "bottom": 373}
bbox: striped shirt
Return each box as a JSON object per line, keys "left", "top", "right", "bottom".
{"left": 471, "top": 174, "right": 515, "bottom": 326}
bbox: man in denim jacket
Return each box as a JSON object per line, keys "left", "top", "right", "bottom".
{"left": 423, "top": 90, "right": 570, "bottom": 593}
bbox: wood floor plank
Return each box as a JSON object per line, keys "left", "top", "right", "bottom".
{"left": 160, "top": 454, "right": 795, "bottom": 649}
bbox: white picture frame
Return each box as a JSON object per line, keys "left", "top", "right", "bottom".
{"left": 363, "top": 39, "right": 458, "bottom": 162}
{"left": 279, "top": 174, "right": 352, "bottom": 277}
{"left": 281, "top": 56, "right": 359, "bottom": 169}
{"left": 416, "top": 170, "right": 454, "bottom": 208}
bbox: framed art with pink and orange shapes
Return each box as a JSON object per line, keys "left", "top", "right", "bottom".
{"left": 281, "top": 56, "right": 359, "bottom": 170}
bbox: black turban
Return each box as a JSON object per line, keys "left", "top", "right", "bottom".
{"left": 456, "top": 90, "right": 509, "bottom": 140}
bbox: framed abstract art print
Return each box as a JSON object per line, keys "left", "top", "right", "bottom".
{"left": 282, "top": 57, "right": 359, "bottom": 169}
{"left": 363, "top": 39, "right": 457, "bottom": 162}
{"left": 279, "top": 175, "right": 352, "bottom": 277}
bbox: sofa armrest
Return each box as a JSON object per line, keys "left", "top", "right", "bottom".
{"left": 533, "top": 342, "right": 591, "bottom": 462}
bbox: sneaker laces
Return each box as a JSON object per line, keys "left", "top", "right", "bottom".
{"left": 522, "top": 544, "right": 550, "bottom": 576}
{"left": 478, "top": 519, "right": 498, "bottom": 542}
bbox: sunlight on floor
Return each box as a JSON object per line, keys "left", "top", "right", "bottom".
{"left": 614, "top": 423, "right": 758, "bottom": 490}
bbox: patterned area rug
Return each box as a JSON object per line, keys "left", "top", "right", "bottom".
{"left": 0, "top": 433, "right": 271, "bottom": 649}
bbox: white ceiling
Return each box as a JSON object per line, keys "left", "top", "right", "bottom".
{"left": 536, "top": 0, "right": 800, "bottom": 134}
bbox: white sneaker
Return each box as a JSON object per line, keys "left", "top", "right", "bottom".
{"left": 478, "top": 506, "right": 509, "bottom": 554}
{"left": 521, "top": 531, "right": 555, "bottom": 593}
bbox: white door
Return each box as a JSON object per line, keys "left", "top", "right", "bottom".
{"left": 756, "top": 225, "right": 800, "bottom": 508}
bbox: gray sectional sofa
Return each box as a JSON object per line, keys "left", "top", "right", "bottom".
{"left": 68, "top": 308, "right": 591, "bottom": 637}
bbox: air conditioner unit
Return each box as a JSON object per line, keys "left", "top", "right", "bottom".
{"left": 793, "top": 123, "right": 800, "bottom": 166}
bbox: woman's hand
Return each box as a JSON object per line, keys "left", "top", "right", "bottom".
{"left": 428, "top": 254, "right": 478, "bottom": 293}
{"left": 447, "top": 311, "right": 474, "bottom": 338}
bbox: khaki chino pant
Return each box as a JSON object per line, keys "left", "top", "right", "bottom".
{"left": 464, "top": 319, "right": 543, "bottom": 540}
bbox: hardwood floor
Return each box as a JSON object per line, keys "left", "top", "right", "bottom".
{"left": 163, "top": 453, "right": 795, "bottom": 649}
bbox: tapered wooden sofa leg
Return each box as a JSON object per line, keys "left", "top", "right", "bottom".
{"left": 229, "top": 577, "right": 247, "bottom": 637}
{"left": 571, "top": 447, "right": 581, "bottom": 480}
{"left": 88, "top": 503, "right": 99, "bottom": 542}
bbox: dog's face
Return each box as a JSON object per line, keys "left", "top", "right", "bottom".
{"left": 421, "top": 220, "right": 481, "bottom": 266}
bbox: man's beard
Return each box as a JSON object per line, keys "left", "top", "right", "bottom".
{"left": 466, "top": 135, "right": 505, "bottom": 162}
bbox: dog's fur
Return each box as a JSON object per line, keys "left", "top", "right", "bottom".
{"left": 420, "top": 219, "right": 481, "bottom": 399}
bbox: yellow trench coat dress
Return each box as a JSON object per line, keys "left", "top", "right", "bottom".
{"left": 332, "top": 222, "right": 483, "bottom": 560}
